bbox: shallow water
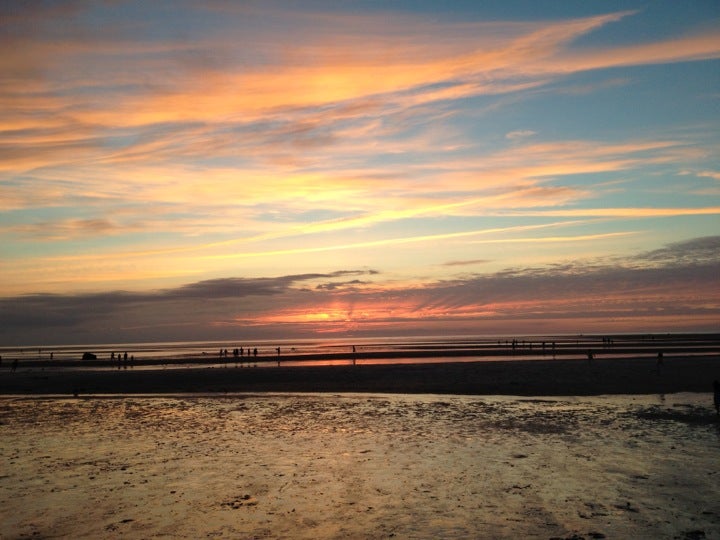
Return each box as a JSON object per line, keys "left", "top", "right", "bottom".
{"left": 3, "top": 334, "right": 717, "bottom": 370}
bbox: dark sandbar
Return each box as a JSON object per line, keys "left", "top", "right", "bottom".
{"left": 2, "top": 355, "right": 719, "bottom": 396}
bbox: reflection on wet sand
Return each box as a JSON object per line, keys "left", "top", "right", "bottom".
{"left": 1, "top": 393, "right": 718, "bottom": 538}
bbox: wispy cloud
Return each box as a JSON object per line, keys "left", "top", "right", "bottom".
{"left": 506, "top": 130, "right": 536, "bottom": 140}
{"left": 442, "top": 259, "right": 492, "bottom": 267}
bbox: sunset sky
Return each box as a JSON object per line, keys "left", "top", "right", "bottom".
{"left": 1, "top": 1, "right": 719, "bottom": 345}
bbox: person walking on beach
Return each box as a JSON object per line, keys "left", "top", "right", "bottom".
{"left": 11, "top": 358, "right": 18, "bottom": 372}
{"left": 713, "top": 380, "right": 720, "bottom": 416}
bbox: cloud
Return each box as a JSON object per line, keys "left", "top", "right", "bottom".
{"left": 557, "top": 30, "right": 720, "bottom": 72}
{"left": 2, "top": 8, "right": 717, "bottom": 147}
{"left": 442, "top": 259, "right": 492, "bottom": 267}
{"left": 1, "top": 4, "right": 718, "bottom": 319}
{"left": 163, "top": 270, "right": 378, "bottom": 299}
{"left": 1, "top": 237, "right": 717, "bottom": 344}
{"left": 505, "top": 130, "right": 536, "bottom": 140}
{"left": 696, "top": 171, "right": 720, "bottom": 181}
{"left": 8, "top": 219, "right": 121, "bottom": 240}
{"left": 638, "top": 235, "right": 720, "bottom": 266}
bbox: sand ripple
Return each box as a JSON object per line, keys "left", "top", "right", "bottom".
{"left": 1, "top": 393, "right": 718, "bottom": 539}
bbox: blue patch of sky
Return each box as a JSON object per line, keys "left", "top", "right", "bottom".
{"left": 539, "top": 165, "right": 717, "bottom": 207}
{"left": 569, "top": 3, "right": 719, "bottom": 49}
{"left": 621, "top": 215, "right": 720, "bottom": 247}
{"left": 311, "top": 0, "right": 637, "bottom": 22}
{"left": 482, "top": 63, "right": 720, "bottom": 143}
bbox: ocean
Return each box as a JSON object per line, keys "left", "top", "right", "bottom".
{"left": 1, "top": 333, "right": 716, "bottom": 369}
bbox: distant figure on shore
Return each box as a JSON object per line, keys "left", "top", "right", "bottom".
{"left": 587, "top": 350, "right": 594, "bottom": 363}
{"left": 656, "top": 351, "right": 664, "bottom": 372}
{"left": 11, "top": 358, "right": 18, "bottom": 372}
{"left": 713, "top": 380, "right": 720, "bottom": 415}
{"left": 253, "top": 348, "right": 257, "bottom": 357}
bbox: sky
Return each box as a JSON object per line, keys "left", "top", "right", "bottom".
{"left": 1, "top": 1, "right": 719, "bottom": 345}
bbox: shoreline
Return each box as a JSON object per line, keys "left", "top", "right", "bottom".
{"left": 3, "top": 332, "right": 718, "bottom": 365}
{"left": 2, "top": 354, "right": 719, "bottom": 397}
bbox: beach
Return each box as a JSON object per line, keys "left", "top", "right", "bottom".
{"left": 1, "top": 392, "right": 719, "bottom": 539}
{"left": 2, "top": 340, "right": 719, "bottom": 539}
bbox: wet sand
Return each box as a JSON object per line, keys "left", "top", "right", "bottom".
{"left": 2, "top": 345, "right": 719, "bottom": 538}
{"left": 1, "top": 393, "right": 718, "bottom": 539}
{"left": 1, "top": 355, "right": 719, "bottom": 396}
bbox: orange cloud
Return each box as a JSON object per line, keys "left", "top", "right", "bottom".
{"left": 4, "top": 8, "right": 717, "bottom": 138}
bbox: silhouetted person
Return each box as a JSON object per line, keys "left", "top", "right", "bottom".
{"left": 11, "top": 358, "right": 18, "bottom": 372}
{"left": 253, "top": 348, "right": 257, "bottom": 358}
{"left": 656, "top": 351, "right": 664, "bottom": 373}
{"left": 714, "top": 380, "right": 720, "bottom": 416}
{"left": 587, "top": 350, "right": 594, "bottom": 363}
